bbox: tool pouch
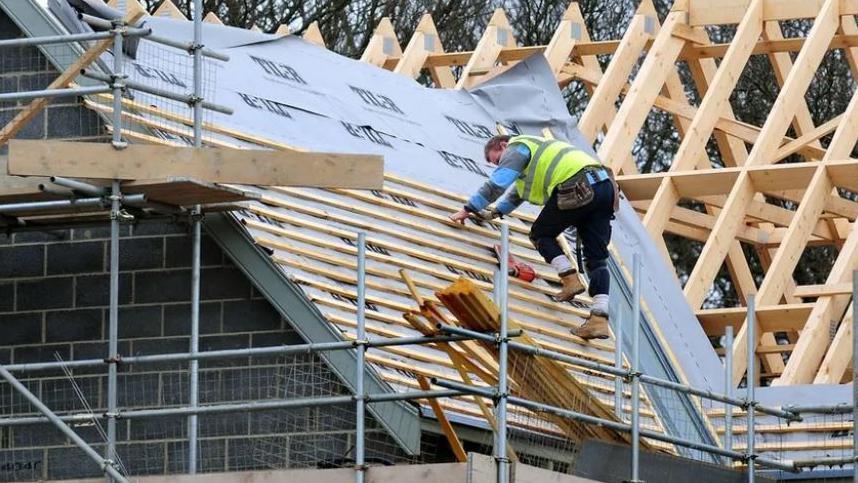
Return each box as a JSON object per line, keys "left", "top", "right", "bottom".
{"left": 556, "top": 170, "right": 594, "bottom": 210}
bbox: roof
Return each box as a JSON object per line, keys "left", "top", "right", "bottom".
{"left": 9, "top": 0, "right": 858, "bottom": 470}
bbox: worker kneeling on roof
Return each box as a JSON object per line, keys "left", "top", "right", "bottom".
{"left": 450, "top": 134, "right": 619, "bottom": 340}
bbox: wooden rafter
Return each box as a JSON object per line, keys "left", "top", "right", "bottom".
{"left": 360, "top": 17, "right": 402, "bottom": 68}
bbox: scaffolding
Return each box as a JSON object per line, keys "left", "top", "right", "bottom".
{"left": 1, "top": 2, "right": 858, "bottom": 483}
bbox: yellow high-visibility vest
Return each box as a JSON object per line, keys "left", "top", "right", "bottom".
{"left": 510, "top": 135, "right": 602, "bottom": 206}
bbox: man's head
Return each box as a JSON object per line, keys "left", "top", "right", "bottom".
{"left": 484, "top": 135, "right": 511, "bottom": 165}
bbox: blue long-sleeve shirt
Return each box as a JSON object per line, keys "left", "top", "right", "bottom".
{"left": 465, "top": 143, "right": 530, "bottom": 215}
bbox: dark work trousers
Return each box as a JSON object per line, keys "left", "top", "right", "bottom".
{"left": 529, "top": 179, "right": 615, "bottom": 297}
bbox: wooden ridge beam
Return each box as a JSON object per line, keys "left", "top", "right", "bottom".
{"left": 687, "top": 0, "right": 858, "bottom": 26}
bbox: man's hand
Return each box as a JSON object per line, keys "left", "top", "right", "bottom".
{"left": 477, "top": 207, "right": 503, "bottom": 221}
{"left": 450, "top": 209, "right": 471, "bottom": 225}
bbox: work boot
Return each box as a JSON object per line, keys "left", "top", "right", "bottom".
{"left": 554, "top": 270, "right": 586, "bottom": 302}
{"left": 571, "top": 310, "right": 610, "bottom": 340}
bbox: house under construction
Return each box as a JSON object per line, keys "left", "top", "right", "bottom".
{"left": 0, "top": 0, "right": 857, "bottom": 482}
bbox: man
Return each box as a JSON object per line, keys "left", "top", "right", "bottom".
{"left": 450, "top": 134, "right": 618, "bottom": 340}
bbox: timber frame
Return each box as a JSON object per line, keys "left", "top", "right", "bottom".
{"left": 102, "top": 0, "right": 858, "bottom": 389}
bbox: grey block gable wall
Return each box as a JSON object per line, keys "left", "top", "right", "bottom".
{"left": 0, "top": 9, "right": 106, "bottom": 155}
{"left": 0, "top": 218, "right": 435, "bottom": 481}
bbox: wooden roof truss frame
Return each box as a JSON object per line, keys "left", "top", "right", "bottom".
{"left": 351, "top": 0, "right": 858, "bottom": 388}
{"left": 114, "top": 0, "right": 858, "bottom": 391}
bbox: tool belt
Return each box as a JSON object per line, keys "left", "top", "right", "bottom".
{"left": 557, "top": 166, "right": 617, "bottom": 211}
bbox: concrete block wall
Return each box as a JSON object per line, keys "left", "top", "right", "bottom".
{"left": 0, "top": 219, "right": 428, "bottom": 482}
{"left": 0, "top": 12, "right": 107, "bottom": 155}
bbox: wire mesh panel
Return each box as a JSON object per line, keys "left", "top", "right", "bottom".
{"left": 116, "top": 33, "right": 218, "bottom": 146}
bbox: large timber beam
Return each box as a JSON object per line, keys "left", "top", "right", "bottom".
{"left": 687, "top": 0, "right": 858, "bottom": 25}
{"left": 7, "top": 140, "right": 384, "bottom": 188}
{"left": 577, "top": 2, "right": 655, "bottom": 141}
{"left": 597, "top": 9, "right": 687, "bottom": 171}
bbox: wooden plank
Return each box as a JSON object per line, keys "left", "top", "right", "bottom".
{"left": 645, "top": 90, "right": 828, "bottom": 159}
{"left": 542, "top": 3, "right": 584, "bottom": 75}
{"left": 360, "top": 18, "right": 402, "bottom": 68}
{"left": 814, "top": 304, "right": 854, "bottom": 383}
{"left": 416, "top": 375, "right": 467, "bottom": 462}
{"left": 8, "top": 140, "right": 383, "bottom": 189}
{"left": 684, "top": 0, "right": 839, "bottom": 316}
{"left": 793, "top": 283, "right": 853, "bottom": 297}
{"left": 0, "top": 10, "right": 146, "bottom": 146}
{"left": 732, "top": 167, "right": 833, "bottom": 383}
{"left": 697, "top": 303, "right": 813, "bottom": 335}
{"left": 757, "top": 344, "right": 795, "bottom": 354}
{"left": 762, "top": 20, "right": 825, "bottom": 157}
{"left": 772, "top": 114, "right": 841, "bottom": 161}
{"left": 248, "top": 220, "right": 600, "bottom": 332}
{"left": 687, "top": 0, "right": 858, "bottom": 25}
{"left": 776, "top": 220, "right": 858, "bottom": 384}
{"left": 577, "top": 3, "right": 654, "bottom": 141}
{"left": 776, "top": 13, "right": 858, "bottom": 384}
{"left": 748, "top": 0, "right": 839, "bottom": 168}
{"left": 597, "top": 11, "right": 689, "bottom": 170}
{"left": 456, "top": 9, "right": 516, "bottom": 89}
{"left": 683, "top": 172, "right": 758, "bottom": 309}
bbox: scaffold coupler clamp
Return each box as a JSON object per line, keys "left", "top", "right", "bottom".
{"left": 101, "top": 458, "right": 117, "bottom": 473}
{"left": 188, "top": 41, "right": 204, "bottom": 56}
{"left": 190, "top": 208, "right": 204, "bottom": 223}
{"left": 104, "top": 353, "right": 122, "bottom": 366}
